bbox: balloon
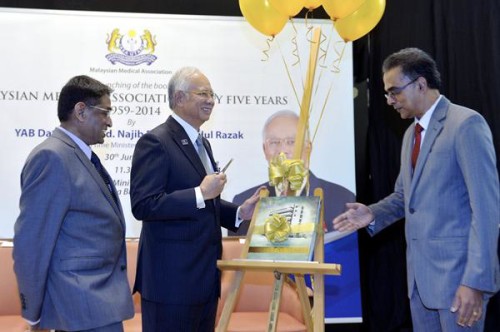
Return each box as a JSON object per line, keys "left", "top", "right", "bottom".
{"left": 303, "top": 0, "right": 323, "bottom": 10}
{"left": 239, "top": 0, "right": 288, "bottom": 37}
{"left": 322, "top": 0, "right": 365, "bottom": 20}
{"left": 269, "top": 0, "right": 305, "bottom": 17}
{"left": 334, "top": 0, "right": 385, "bottom": 42}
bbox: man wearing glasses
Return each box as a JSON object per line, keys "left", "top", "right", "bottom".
{"left": 130, "top": 66, "right": 261, "bottom": 331}
{"left": 13, "top": 75, "right": 135, "bottom": 331}
{"left": 230, "top": 109, "right": 356, "bottom": 238}
{"left": 334, "top": 47, "right": 499, "bottom": 331}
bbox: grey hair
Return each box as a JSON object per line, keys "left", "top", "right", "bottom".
{"left": 382, "top": 47, "right": 441, "bottom": 90}
{"left": 167, "top": 66, "right": 202, "bottom": 109}
{"left": 262, "top": 110, "right": 299, "bottom": 141}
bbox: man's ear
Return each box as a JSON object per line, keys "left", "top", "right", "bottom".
{"left": 174, "top": 90, "right": 185, "bottom": 106}
{"left": 417, "top": 77, "right": 427, "bottom": 91}
{"left": 262, "top": 143, "right": 268, "bottom": 160}
{"left": 74, "top": 102, "right": 86, "bottom": 121}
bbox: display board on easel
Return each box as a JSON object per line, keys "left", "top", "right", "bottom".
{"left": 217, "top": 27, "right": 346, "bottom": 331}
{"left": 217, "top": 188, "right": 341, "bottom": 332}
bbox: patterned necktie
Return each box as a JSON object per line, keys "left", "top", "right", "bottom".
{"left": 411, "top": 123, "right": 424, "bottom": 169}
{"left": 195, "top": 135, "right": 213, "bottom": 174}
{"left": 91, "top": 151, "right": 117, "bottom": 202}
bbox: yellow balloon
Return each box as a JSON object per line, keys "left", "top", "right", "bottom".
{"left": 239, "top": 0, "right": 288, "bottom": 37}
{"left": 304, "top": 0, "right": 323, "bottom": 10}
{"left": 334, "top": 0, "right": 385, "bottom": 42}
{"left": 322, "top": 0, "right": 365, "bottom": 20}
{"left": 269, "top": 0, "right": 305, "bottom": 17}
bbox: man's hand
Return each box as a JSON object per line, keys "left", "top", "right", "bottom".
{"left": 238, "top": 186, "right": 266, "bottom": 220}
{"left": 200, "top": 173, "right": 227, "bottom": 200}
{"left": 332, "top": 202, "right": 374, "bottom": 232}
{"left": 450, "top": 285, "right": 483, "bottom": 327}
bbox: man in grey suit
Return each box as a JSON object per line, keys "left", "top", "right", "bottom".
{"left": 334, "top": 48, "right": 499, "bottom": 331}
{"left": 13, "top": 75, "right": 134, "bottom": 331}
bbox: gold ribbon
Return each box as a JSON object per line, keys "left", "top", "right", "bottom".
{"left": 248, "top": 246, "right": 309, "bottom": 254}
{"left": 268, "top": 152, "right": 308, "bottom": 195}
{"left": 255, "top": 222, "right": 317, "bottom": 237}
{"left": 263, "top": 214, "right": 291, "bottom": 243}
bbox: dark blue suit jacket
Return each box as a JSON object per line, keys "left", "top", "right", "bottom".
{"left": 230, "top": 172, "right": 355, "bottom": 235}
{"left": 130, "top": 116, "right": 238, "bottom": 305}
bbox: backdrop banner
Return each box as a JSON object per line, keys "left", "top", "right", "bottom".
{"left": 0, "top": 7, "right": 360, "bottom": 323}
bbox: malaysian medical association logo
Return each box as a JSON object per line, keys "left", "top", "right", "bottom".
{"left": 105, "top": 29, "right": 157, "bottom": 66}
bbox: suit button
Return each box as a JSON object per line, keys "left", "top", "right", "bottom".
{"left": 121, "top": 265, "right": 127, "bottom": 271}
{"left": 409, "top": 208, "right": 415, "bottom": 214}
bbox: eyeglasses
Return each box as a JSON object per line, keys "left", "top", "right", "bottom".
{"left": 88, "top": 105, "right": 112, "bottom": 117}
{"left": 266, "top": 138, "right": 296, "bottom": 149}
{"left": 384, "top": 77, "right": 419, "bottom": 100}
{"left": 185, "top": 90, "right": 215, "bottom": 99}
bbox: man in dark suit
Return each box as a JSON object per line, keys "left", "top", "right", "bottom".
{"left": 130, "top": 66, "right": 260, "bottom": 331}
{"left": 334, "top": 48, "right": 500, "bottom": 331}
{"left": 13, "top": 75, "right": 135, "bottom": 332}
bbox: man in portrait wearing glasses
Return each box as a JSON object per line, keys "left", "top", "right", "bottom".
{"left": 230, "top": 109, "right": 356, "bottom": 237}
{"left": 13, "top": 75, "right": 135, "bottom": 332}
{"left": 130, "top": 66, "right": 261, "bottom": 331}
{"left": 334, "top": 48, "right": 499, "bottom": 331}
{"left": 229, "top": 109, "right": 361, "bottom": 320}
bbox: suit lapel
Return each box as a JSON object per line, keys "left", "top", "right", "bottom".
{"left": 410, "top": 97, "right": 448, "bottom": 193}
{"left": 201, "top": 136, "right": 217, "bottom": 172}
{"left": 167, "top": 117, "right": 212, "bottom": 177}
{"left": 52, "top": 129, "right": 125, "bottom": 228}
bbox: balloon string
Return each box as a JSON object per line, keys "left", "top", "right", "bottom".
{"left": 261, "top": 36, "right": 275, "bottom": 62}
{"left": 311, "top": 82, "right": 333, "bottom": 146}
{"left": 289, "top": 18, "right": 305, "bottom": 92}
{"left": 310, "top": 28, "right": 330, "bottom": 114}
{"left": 290, "top": 19, "right": 300, "bottom": 66}
{"left": 317, "top": 28, "right": 329, "bottom": 68}
{"left": 276, "top": 38, "right": 301, "bottom": 109}
{"left": 305, "top": 10, "right": 315, "bottom": 43}
{"left": 311, "top": 24, "right": 340, "bottom": 144}
{"left": 330, "top": 41, "right": 347, "bottom": 73}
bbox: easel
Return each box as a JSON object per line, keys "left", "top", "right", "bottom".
{"left": 216, "top": 188, "right": 341, "bottom": 332}
{"left": 217, "top": 26, "right": 339, "bottom": 332}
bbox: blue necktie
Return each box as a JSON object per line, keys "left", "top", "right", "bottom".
{"left": 91, "top": 152, "right": 117, "bottom": 203}
{"left": 195, "top": 135, "right": 213, "bottom": 174}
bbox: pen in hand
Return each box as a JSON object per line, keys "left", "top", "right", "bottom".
{"left": 218, "top": 158, "right": 234, "bottom": 173}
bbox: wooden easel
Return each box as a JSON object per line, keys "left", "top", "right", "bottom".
{"left": 216, "top": 188, "right": 341, "bottom": 332}
{"left": 217, "top": 26, "right": 337, "bottom": 332}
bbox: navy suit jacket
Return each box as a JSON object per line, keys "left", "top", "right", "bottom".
{"left": 13, "top": 128, "right": 134, "bottom": 330}
{"left": 130, "top": 116, "right": 238, "bottom": 305}
{"left": 230, "top": 172, "right": 355, "bottom": 235}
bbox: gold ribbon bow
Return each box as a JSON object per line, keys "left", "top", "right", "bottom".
{"left": 264, "top": 214, "right": 291, "bottom": 243}
{"left": 268, "top": 152, "right": 308, "bottom": 196}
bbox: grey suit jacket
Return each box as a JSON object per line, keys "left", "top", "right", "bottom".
{"left": 13, "top": 128, "right": 134, "bottom": 330}
{"left": 369, "top": 96, "right": 500, "bottom": 309}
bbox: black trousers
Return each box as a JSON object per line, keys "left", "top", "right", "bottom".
{"left": 141, "top": 294, "right": 218, "bottom": 332}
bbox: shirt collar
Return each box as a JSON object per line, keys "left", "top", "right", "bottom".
{"left": 415, "top": 94, "right": 442, "bottom": 130}
{"left": 58, "top": 126, "right": 92, "bottom": 159}
{"left": 171, "top": 113, "right": 200, "bottom": 145}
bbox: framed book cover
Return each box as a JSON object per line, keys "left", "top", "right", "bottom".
{"left": 247, "top": 196, "right": 321, "bottom": 262}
